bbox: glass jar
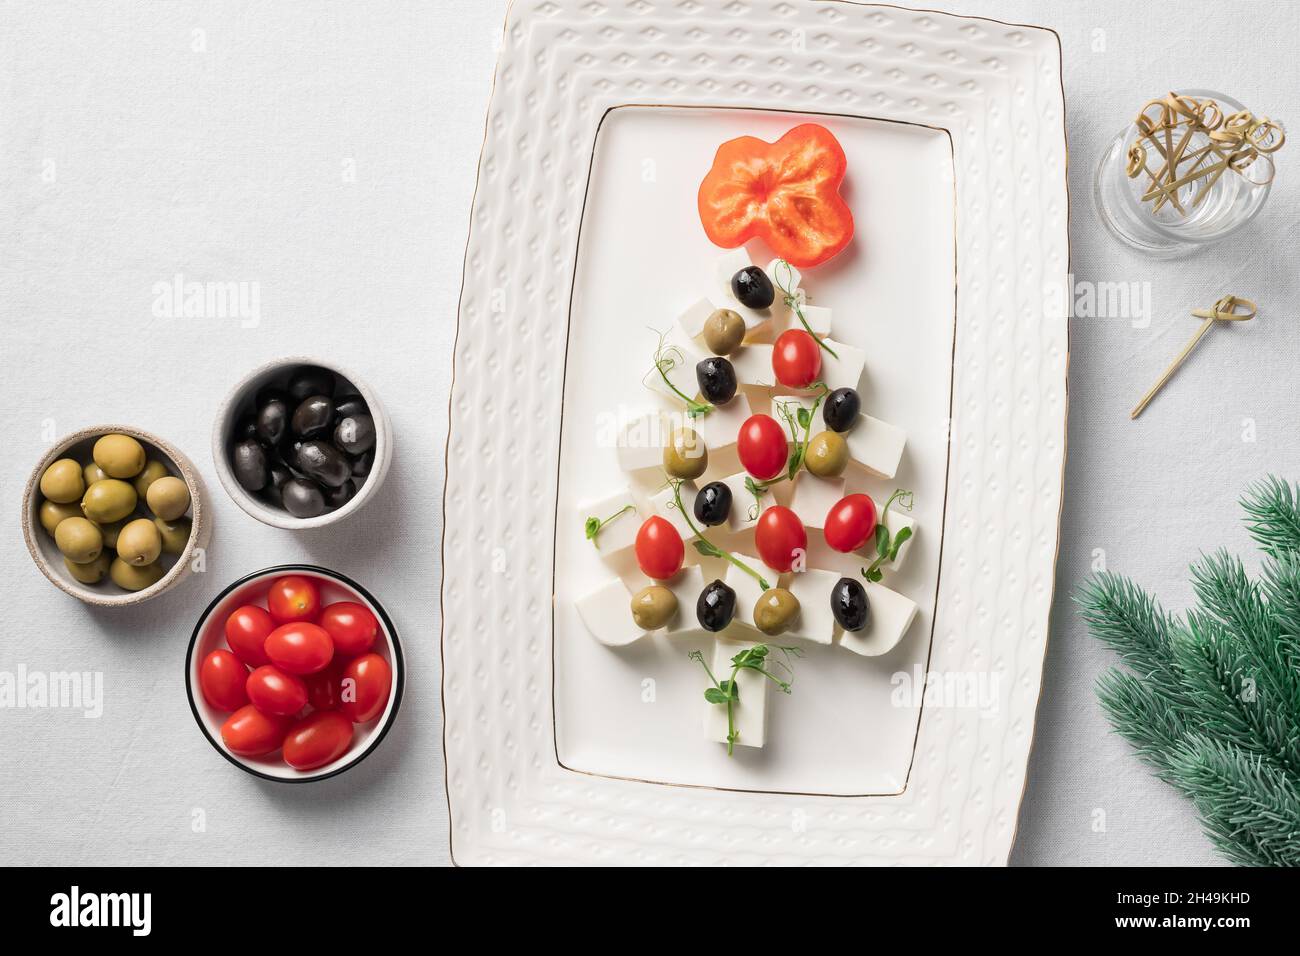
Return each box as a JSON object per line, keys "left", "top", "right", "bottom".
{"left": 1094, "top": 89, "right": 1278, "bottom": 258}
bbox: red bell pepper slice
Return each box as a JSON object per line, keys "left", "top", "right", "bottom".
{"left": 697, "top": 123, "right": 854, "bottom": 269}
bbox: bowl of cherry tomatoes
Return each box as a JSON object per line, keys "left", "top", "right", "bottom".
{"left": 185, "top": 565, "right": 404, "bottom": 782}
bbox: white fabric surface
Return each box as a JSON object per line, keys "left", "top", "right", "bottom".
{"left": 1, "top": 0, "right": 1296, "bottom": 866}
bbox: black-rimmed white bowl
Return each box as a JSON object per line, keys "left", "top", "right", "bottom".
{"left": 186, "top": 565, "right": 404, "bottom": 782}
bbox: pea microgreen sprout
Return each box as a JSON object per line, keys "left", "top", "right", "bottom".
{"left": 689, "top": 643, "right": 802, "bottom": 755}
{"left": 665, "top": 478, "right": 770, "bottom": 591}
{"left": 583, "top": 504, "right": 635, "bottom": 548}
{"left": 772, "top": 259, "right": 838, "bottom": 360}
{"left": 644, "top": 327, "right": 712, "bottom": 419}
{"left": 860, "top": 489, "right": 914, "bottom": 582}
{"left": 743, "top": 382, "right": 830, "bottom": 513}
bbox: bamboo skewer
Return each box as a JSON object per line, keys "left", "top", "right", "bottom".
{"left": 1131, "top": 296, "right": 1257, "bottom": 420}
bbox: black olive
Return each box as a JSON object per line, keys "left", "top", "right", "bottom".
{"left": 233, "top": 414, "right": 260, "bottom": 443}
{"left": 693, "top": 481, "right": 732, "bottom": 527}
{"left": 287, "top": 366, "right": 336, "bottom": 403}
{"left": 261, "top": 463, "right": 292, "bottom": 507}
{"left": 255, "top": 397, "right": 290, "bottom": 446}
{"left": 281, "top": 478, "right": 326, "bottom": 518}
{"left": 291, "top": 395, "right": 335, "bottom": 439}
{"left": 696, "top": 357, "right": 738, "bottom": 405}
{"left": 730, "top": 266, "right": 774, "bottom": 309}
{"left": 335, "top": 413, "right": 376, "bottom": 455}
{"left": 830, "top": 576, "right": 870, "bottom": 631}
{"left": 350, "top": 448, "right": 375, "bottom": 478}
{"left": 231, "top": 439, "right": 268, "bottom": 492}
{"left": 697, "top": 579, "right": 736, "bottom": 632}
{"left": 295, "top": 440, "right": 351, "bottom": 488}
{"left": 823, "top": 387, "right": 861, "bottom": 433}
{"left": 324, "top": 479, "right": 357, "bottom": 510}
{"left": 255, "top": 384, "right": 289, "bottom": 409}
{"left": 334, "top": 394, "right": 369, "bottom": 419}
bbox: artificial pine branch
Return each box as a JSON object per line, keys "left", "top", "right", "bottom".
{"left": 1078, "top": 475, "right": 1300, "bottom": 866}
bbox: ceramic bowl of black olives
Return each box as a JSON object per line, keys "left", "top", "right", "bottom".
{"left": 212, "top": 358, "right": 392, "bottom": 529}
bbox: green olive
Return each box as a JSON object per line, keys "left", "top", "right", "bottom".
{"left": 117, "top": 518, "right": 162, "bottom": 566}
{"left": 82, "top": 478, "right": 138, "bottom": 524}
{"left": 110, "top": 557, "right": 164, "bottom": 592}
{"left": 132, "top": 459, "right": 170, "bottom": 498}
{"left": 630, "top": 584, "right": 679, "bottom": 630}
{"left": 65, "top": 552, "right": 112, "bottom": 585}
{"left": 702, "top": 308, "right": 746, "bottom": 355}
{"left": 55, "top": 516, "right": 104, "bottom": 565}
{"left": 39, "top": 459, "right": 85, "bottom": 503}
{"left": 753, "top": 587, "right": 800, "bottom": 636}
{"left": 39, "top": 500, "right": 82, "bottom": 536}
{"left": 145, "top": 476, "right": 190, "bottom": 521}
{"left": 805, "top": 430, "right": 849, "bottom": 478}
{"left": 93, "top": 433, "right": 146, "bottom": 479}
{"left": 154, "top": 516, "right": 193, "bottom": 555}
{"left": 663, "top": 425, "right": 708, "bottom": 480}
{"left": 83, "top": 462, "right": 109, "bottom": 486}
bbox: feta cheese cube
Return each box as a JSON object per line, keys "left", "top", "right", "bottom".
{"left": 693, "top": 392, "right": 751, "bottom": 456}
{"left": 724, "top": 553, "right": 767, "bottom": 635}
{"left": 771, "top": 394, "right": 816, "bottom": 442}
{"left": 663, "top": 565, "right": 706, "bottom": 637}
{"left": 719, "top": 471, "right": 771, "bottom": 533}
{"left": 615, "top": 409, "right": 665, "bottom": 474}
{"left": 818, "top": 339, "right": 866, "bottom": 393}
{"left": 856, "top": 499, "right": 917, "bottom": 573}
{"left": 677, "top": 296, "right": 715, "bottom": 341}
{"left": 838, "top": 581, "right": 919, "bottom": 657}
{"left": 730, "top": 344, "right": 775, "bottom": 387}
{"left": 766, "top": 257, "right": 801, "bottom": 298}
{"left": 845, "top": 413, "right": 906, "bottom": 480}
{"left": 576, "top": 578, "right": 646, "bottom": 647}
{"left": 790, "top": 473, "right": 847, "bottom": 531}
{"left": 799, "top": 304, "right": 833, "bottom": 337}
{"left": 785, "top": 568, "right": 840, "bottom": 645}
{"left": 703, "top": 638, "right": 770, "bottom": 749}
{"left": 578, "top": 491, "right": 640, "bottom": 558}
{"left": 649, "top": 482, "right": 699, "bottom": 543}
{"left": 646, "top": 324, "right": 704, "bottom": 404}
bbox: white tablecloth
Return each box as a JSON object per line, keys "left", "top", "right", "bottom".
{"left": 2, "top": 0, "right": 1295, "bottom": 866}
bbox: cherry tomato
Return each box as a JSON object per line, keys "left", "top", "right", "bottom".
{"left": 755, "top": 505, "right": 808, "bottom": 572}
{"left": 772, "top": 329, "right": 822, "bottom": 388}
{"left": 318, "top": 601, "right": 379, "bottom": 657}
{"left": 264, "top": 622, "right": 334, "bottom": 675}
{"left": 220, "top": 704, "right": 290, "bottom": 757}
{"left": 283, "top": 711, "right": 355, "bottom": 771}
{"left": 305, "top": 662, "right": 344, "bottom": 711}
{"left": 199, "top": 649, "right": 249, "bottom": 712}
{"left": 634, "top": 516, "right": 684, "bottom": 580}
{"left": 824, "top": 493, "right": 878, "bottom": 553}
{"left": 737, "top": 414, "right": 789, "bottom": 481}
{"left": 267, "top": 575, "right": 321, "bottom": 625}
{"left": 224, "top": 604, "right": 274, "bottom": 667}
{"left": 340, "top": 652, "right": 393, "bottom": 723}
{"left": 245, "top": 665, "right": 309, "bottom": 716}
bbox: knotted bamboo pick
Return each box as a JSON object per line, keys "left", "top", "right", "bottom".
{"left": 1126, "top": 93, "right": 1284, "bottom": 217}
{"left": 1131, "top": 295, "right": 1257, "bottom": 420}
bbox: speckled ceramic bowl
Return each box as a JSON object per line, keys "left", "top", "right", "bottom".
{"left": 211, "top": 356, "right": 393, "bottom": 530}
{"left": 22, "top": 425, "right": 211, "bottom": 606}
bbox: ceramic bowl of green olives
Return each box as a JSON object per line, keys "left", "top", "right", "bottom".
{"left": 22, "top": 426, "right": 211, "bottom": 606}
{"left": 212, "top": 358, "right": 392, "bottom": 529}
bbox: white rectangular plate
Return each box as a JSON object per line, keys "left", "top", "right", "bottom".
{"left": 553, "top": 105, "right": 954, "bottom": 795}
{"left": 442, "top": 0, "right": 1068, "bottom": 865}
